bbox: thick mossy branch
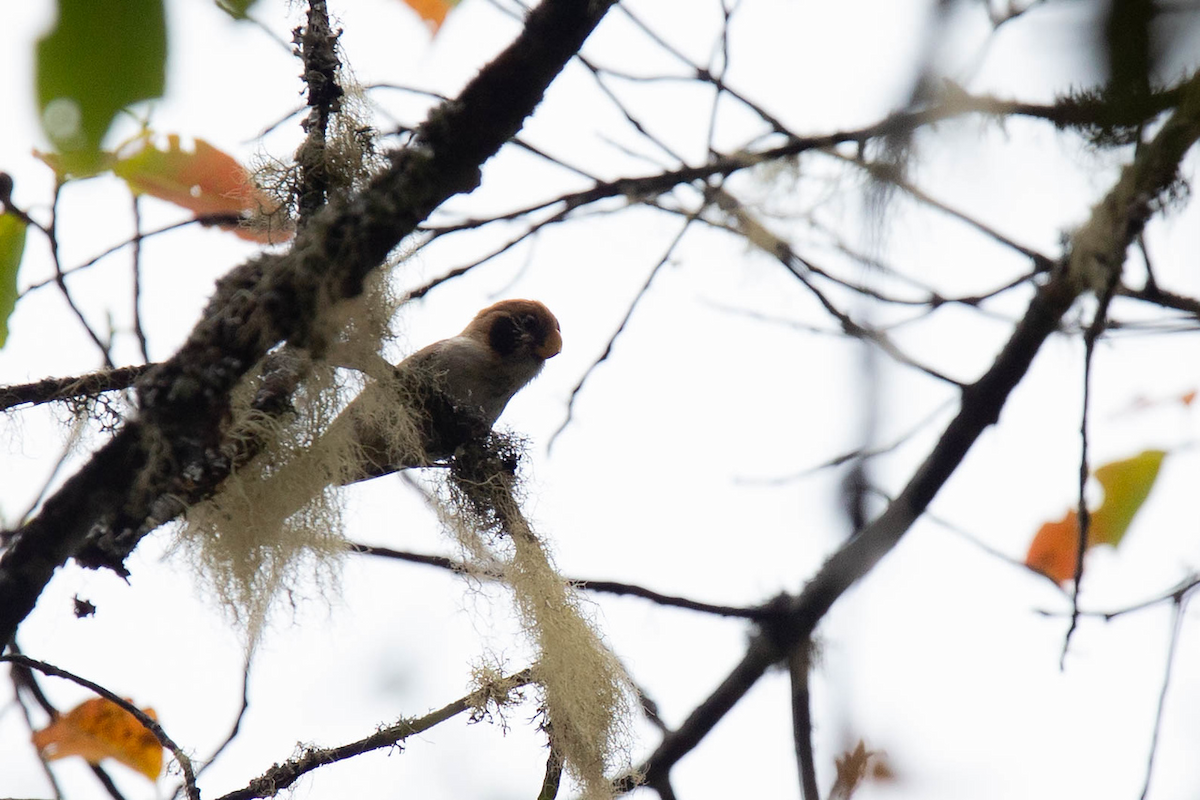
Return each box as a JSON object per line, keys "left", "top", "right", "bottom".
{"left": 1055, "top": 86, "right": 1178, "bottom": 147}
{"left": 445, "top": 437, "right": 635, "bottom": 800}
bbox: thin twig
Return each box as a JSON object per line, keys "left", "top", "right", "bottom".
{"left": 616, "top": 2, "right": 791, "bottom": 137}
{"left": 198, "top": 660, "right": 252, "bottom": 775}
{"left": 6, "top": 642, "right": 69, "bottom": 800}
{"left": 349, "top": 542, "right": 773, "bottom": 619}
{"left": 16, "top": 420, "right": 87, "bottom": 524}
{"left": 737, "top": 399, "right": 956, "bottom": 486}
{"left": 825, "top": 150, "right": 1052, "bottom": 265}
{"left": 1063, "top": 281, "right": 1119, "bottom": 665}
{"left": 19, "top": 215, "right": 244, "bottom": 296}
{"left": 1140, "top": 592, "right": 1190, "bottom": 800}
{"left": 168, "top": 658, "right": 253, "bottom": 800}
{"left": 570, "top": 579, "right": 774, "bottom": 620}
{"left": 45, "top": 184, "right": 114, "bottom": 367}
{"left": 1034, "top": 574, "right": 1200, "bottom": 620}
{"left": 577, "top": 53, "right": 686, "bottom": 164}
{"left": 1, "top": 654, "right": 198, "bottom": 800}
{"left": 131, "top": 195, "right": 149, "bottom": 362}
{"left": 215, "top": 668, "right": 535, "bottom": 800}
{"left": 548, "top": 211, "right": 700, "bottom": 449}
{"left": 407, "top": 207, "right": 571, "bottom": 300}
{"left": 788, "top": 642, "right": 819, "bottom": 800}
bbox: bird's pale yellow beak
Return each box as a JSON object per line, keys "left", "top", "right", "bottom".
{"left": 536, "top": 327, "right": 563, "bottom": 359}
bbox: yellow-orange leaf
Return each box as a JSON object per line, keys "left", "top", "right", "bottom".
{"left": 1024, "top": 450, "right": 1166, "bottom": 584}
{"left": 113, "top": 135, "right": 292, "bottom": 243}
{"left": 32, "top": 697, "right": 163, "bottom": 780}
{"left": 401, "top": 0, "right": 461, "bottom": 31}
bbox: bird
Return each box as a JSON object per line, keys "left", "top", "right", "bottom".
{"left": 349, "top": 298, "right": 561, "bottom": 480}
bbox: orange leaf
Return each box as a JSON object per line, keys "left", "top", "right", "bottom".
{"left": 32, "top": 697, "right": 163, "bottom": 780}
{"left": 1181, "top": 390, "right": 1196, "bottom": 407}
{"left": 401, "top": 0, "right": 460, "bottom": 31}
{"left": 1025, "top": 509, "right": 1083, "bottom": 584}
{"left": 1024, "top": 450, "right": 1166, "bottom": 584}
{"left": 113, "top": 134, "right": 292, "bottom": 243}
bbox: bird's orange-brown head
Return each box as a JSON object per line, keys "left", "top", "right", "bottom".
{"left": 464, "top": 299, "right": 562, "bottom": 361}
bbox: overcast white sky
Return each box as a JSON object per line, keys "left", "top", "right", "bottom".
{"left": 3, "top": 1, "right": 1200, "bottom": 799}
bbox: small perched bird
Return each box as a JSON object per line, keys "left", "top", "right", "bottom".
{"left": 352, "top": 299, "right": 561, "bottom": 479}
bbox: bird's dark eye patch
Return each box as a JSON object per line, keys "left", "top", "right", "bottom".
{"left": 489, "top": 314, "right": 522, "bottom": 356}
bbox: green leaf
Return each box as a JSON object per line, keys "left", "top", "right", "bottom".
{"left": 0, "top": 214, "right": 29, "bottom": 348}
{"left": 36, "top": 0, "right": 167, "bottom": 175}
{"left": 215, "top": 0, "right": 260, "bottom": 20}
{"left": 1090, "top": 449, "right": 1166, "bottom": 547}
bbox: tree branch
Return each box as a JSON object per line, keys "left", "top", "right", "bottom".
{"left": 215, "top": 668, "right": 534, "bottom": 800}
{"left": 350, "top": 542, "right": 773, "bottom": 620}
{"left": 0, "top": 365, "right": 151, "bottom": 412}
{"left": 617, "top": 69, "right": 1200, "bottom": 793}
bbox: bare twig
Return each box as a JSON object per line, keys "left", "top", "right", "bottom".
{"left": 215, "top": 668, "right": 534, "bottom": 800}
{"left": 736, "top": 400, "right": 956, "bottom": 486}
{"left": 549, "top": 211, "right": 698, "bottom": 449}
{"left": 130, "top": 196, "right": 149, "bottom": 362}
{"left": 199, "top": 660, "right": 252, "bottom": 774}
{"left": 1062, "top": 279, "right": 1120, "bottom": 664}
{"left": 6, "top": 642, "right": 70, "bottom": 800}
{"left": 616, "top": 2, "right": 792, "bottom": 137}
{"left": 693, "top": 198, "right": 964, "bottom": 386}
{"left": 825, "top": 150, "right": 1052, "bottom": 265}
{"left": 788, "top": 642, "right": 819, "bottom": 800}
{"left": 45, "top": 184, "right": 114, "bottom": 367}
{"left": 1140, "top": 592, "right": 1191, "bottom": 800}
{"left": 349, "top": 542, "right": 773, "bottom": 620}
{"left": 16, "top": 421, "right": 86, "bottom": 525}
{"left": 1035, "top": 574, "right": 1200, "bottom": 620}
{"left": 1, "top": 654, "right": 198, "bottom": 800}
{"left": 19, "top": 215, "right": 245, "bottom": 296}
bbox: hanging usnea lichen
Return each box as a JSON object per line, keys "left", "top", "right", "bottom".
{"left": 170, "top": 60, "right": 408, "bottom": 644}
{"left": 444, "top": 437, "right": 637, "bottom": 800}
{"left": 172, "top": 265, "right": 412, "bottom": 644}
